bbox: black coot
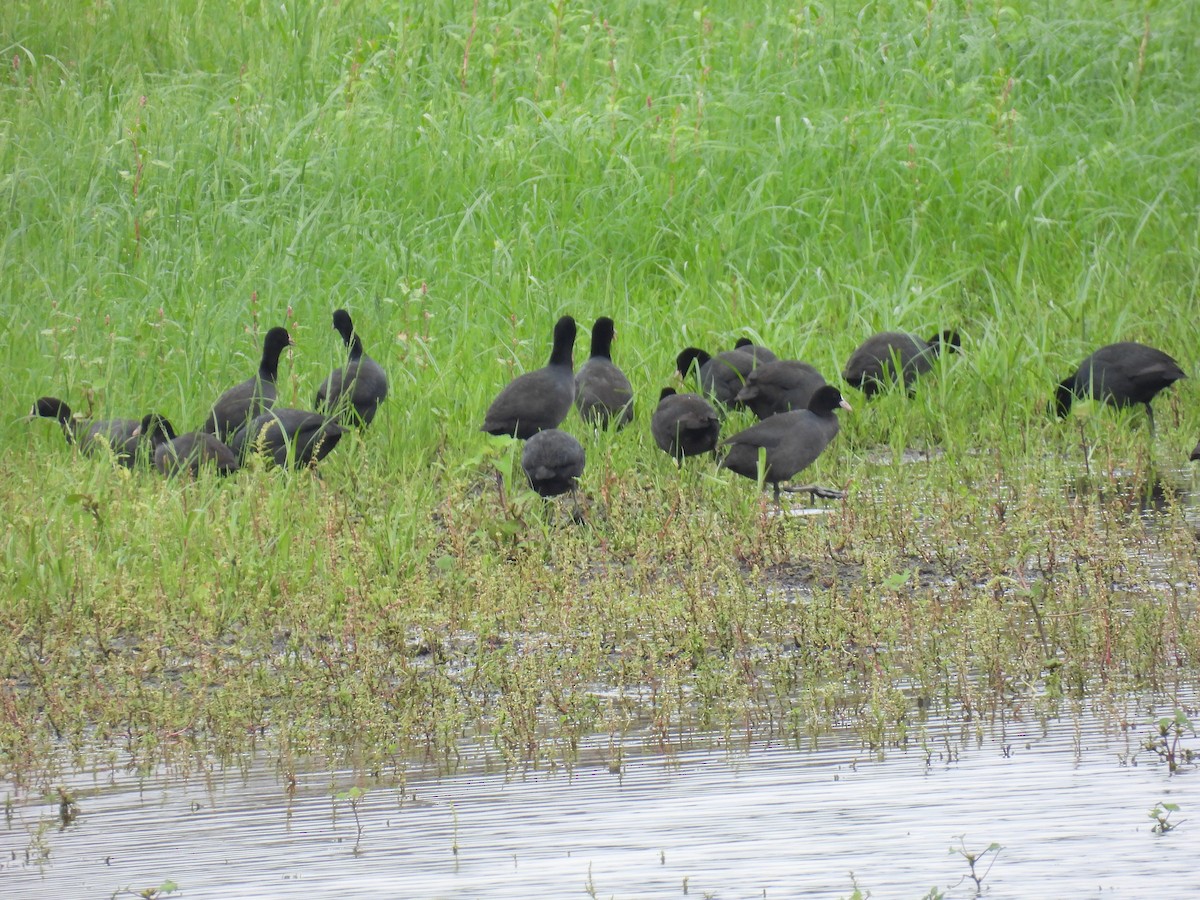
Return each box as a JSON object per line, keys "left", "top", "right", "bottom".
{"left": 521, "top": 428, "right": 586, "bottom": 497}
{"left": 203, "top": 327, "right": 294, "bottom": 440}
{"left": 1054, "top": 341, "right": 1185, "bottom": 434}
{"left": 735, "top": 360, "right": 828, "bottom": 420}
{"left": 650, "top": 388, "right": 720, "bottom": 463}
{"left": 155, "top": 432, "right": 240, "bottom": 476}
{"left": 30, "top": 397, "right": 172, "bottom": 467}
{"left": 719, "top": 385, "right": 851, "bottom": 501}
{"left": 675, "top": 346, "right": 759, "bottom": 407}
{"left": 574, "top": 317, "right": 634, "bottom": 429}
{"left": 315, "top": 309, "right": 388, "bottom": 427}
{"left": 483, "top": 316, "right": 577, "bottom": 439}
{"left": 231, "top": 408, "right": 346, "bottom": 469}
{"left": 842, "top": 331, "right": 958, "bottom": 397}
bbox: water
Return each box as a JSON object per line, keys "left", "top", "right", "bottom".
{"left": 5, "top": 697, "right": 1197, "bottom": 899}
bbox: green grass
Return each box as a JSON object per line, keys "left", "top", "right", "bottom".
{"left": 1, "top": 0, "right": 1199, "bottom": 785}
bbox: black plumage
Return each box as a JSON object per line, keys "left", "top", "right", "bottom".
{"left": 521, "top": 428, "right": 586, "bottom": 497}
{"left": 30, "top": 397, "right": 174, "bottom": 467}
{"left": 733, "top": 338, "right": 778, "bottom": 364}
{"left": 719, "top": 385, "right": 851, "bottom": 501}
{"left": 316, "top": 309, "right": 388, "bottom": 428}
{"left": 203, "top": 327, "right": 294, "bottom": 440}
{"left": 1054, "top": 341, "right": 1186, "bottom": 434}
{"left": 735, "top": 360, "right": 828, "bottom": 420}
{"left": 231, "top": 408, "right": 346, "bottom": 469}
{"left": 574, "top": 317, "right": 634, "bottom": 429}
{"left": 842, "top": 331, "right": 959, "bottom": 397}
{"left": 482, "top": 316, "right": 577, "bottom": 439}
{"left": 650, "top": 388, "right": 720, "bottom": 463}
{"left": 155, "top": 432, "right": 240, "bottom": 476}
{"left": 675, "top": 346, "right": 759, "bottom": 407}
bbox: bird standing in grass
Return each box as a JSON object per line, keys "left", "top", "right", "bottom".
{"left": 316, "top": 309, "right": 388, "bottom": 428}
{"left": 483, "top": 316, "right": 577, "bottom": 439}
{"left": 651, "top": 388, "right": 720, "bottom": 464}
{"left": 521, "top": 428, "right": 586, "bottom": 498}
{"left": 574, "top": 317, "right": 634, "bottom": 429}
{"left": 231, "top": 408, "right": 346, "bottom": 469}
{"left": 155, "top": 432, "right": 240, "bottom": 477}
{"left": 203, "top": 327, "right": 294, "bottom": 440}
{"left": 30, "top": 397, "right": 174, "bottom": 467}
{"left": 719, "top": 384, "right": 851, "bottom": 501}
{"left": 1054, "top": 341, "right": 1185, "bottom": 435}
{"left": 676, "top": 345, "right": 762, "bottom": 407}
{"left": 735, "top": 359, "right": 828, "bottom": 420}
{"left": 842, "top": 330, "right": 959, "bottom": 397}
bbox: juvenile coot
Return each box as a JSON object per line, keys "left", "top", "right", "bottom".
{"left": 521, "top": 428, "right": 586, "bottom": 497}
{"left": 483, "top": 316, "right": 577, "bottom": 439}
{"left": 650, "top": 388, "right": 720, "bottom": 464}
{"left": 1054, "top": 341, "right": 1186, "bottom": 434}
{"left": 676, "top": 346, "right": 759, "bottom": 407}
{"left": 231, "top": 408, "right": 346, "bottom": 469}
{"left": 733, "top": 338, "right": 778, "bottom": 364}
{"left": 574, "top": 317, "right": 634, "bottom": 429}
{"left": 1191, "top": 440, "right": 1199, "bottom": 462}
{"left": 203, "top": 326, "right": 294, "bottom": 440}
{"left": 133, "top": 413, "right": 179, "bottom": 466}
{"left": 155, "top": 432, "right": 240, "bottom": 476}
{"left": 30, "top": 397, "right": 119, "bottom": 448}
{"left": 30, "top": 397, "right": 171, "bottom": 467}
{"left": 842, "top": 331, "right": 959, "bottom": 397}
{"left": 719, "top": 384, "right": 851, "bottom": 501}
{"left": 735, "top": 359, "right": 828, "bottom": 420}
{"left": 315, "top": 309, "right": 388, "bottom": 428}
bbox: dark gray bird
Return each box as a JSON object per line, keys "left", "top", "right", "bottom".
{"left": 134, "top": 413, "right": 179, "bottom": 466}
{"left": 231, "top": 408, "right": 346, "bottom": 469}
{"left": 31, "top": 396, "right": 135, "bottom": 452}
{"left": 315, "top": 309, "right": 388, "bottom": 428}
{"left": 735, "top": 359, "right": 828, "bottom": 420}
{"left": 483, "top": 316, "right": 577, "bottom": 439}
{"left": 1191, "top": 440, "right": 1200, "bottom": 462}
{"left": 203, "top": 326, "right": 294, "bottom": 440}
{"left": 1054, "top": 341, "right": 1186, "bottom": 435}
{"left": 651, "top": 388, "right": 720, "bottom": 464}
{"left": 676, "top": 346, "right": 760, "bottom": 407}
{"left": 155, "top": 432, "right": 240, "bottom": 477}
{"left": 842, "top": 330, "right": 959, "bottom": 397}
{"left": 574, "top": 317, "right": 634, "bottom": 429}
{"left": 30, "top": 397, "right": 174, "bottom": 466}
{"left": 521, "top": 428, "right": 586, "bottom": 497}
{"left": 733, "top": 338, "right": 778, "bottom": 365}
{"left": 719, "top": 384, "right": 851, "bottom": 501}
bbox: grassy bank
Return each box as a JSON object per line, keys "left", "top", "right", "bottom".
{"left": 1, "top": 0, "right": 1198, "bottom": 786}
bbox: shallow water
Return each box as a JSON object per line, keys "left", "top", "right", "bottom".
{"left": 5, "top": 695, "right": 1197, "bottom": 899}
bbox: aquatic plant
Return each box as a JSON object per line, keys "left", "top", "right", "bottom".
{"left": 1142, "top": 711, "right": 1198, "bottom": 775}
{"left": 950, "top": 837, "right": 1003, "bottom": 895}
{"left": 1149, "top": 802, "right": 1185, "bottom": 835}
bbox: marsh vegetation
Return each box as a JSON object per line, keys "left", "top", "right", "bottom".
{"left": 2, "top": 0, "right": 1199, "bottom": 892}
